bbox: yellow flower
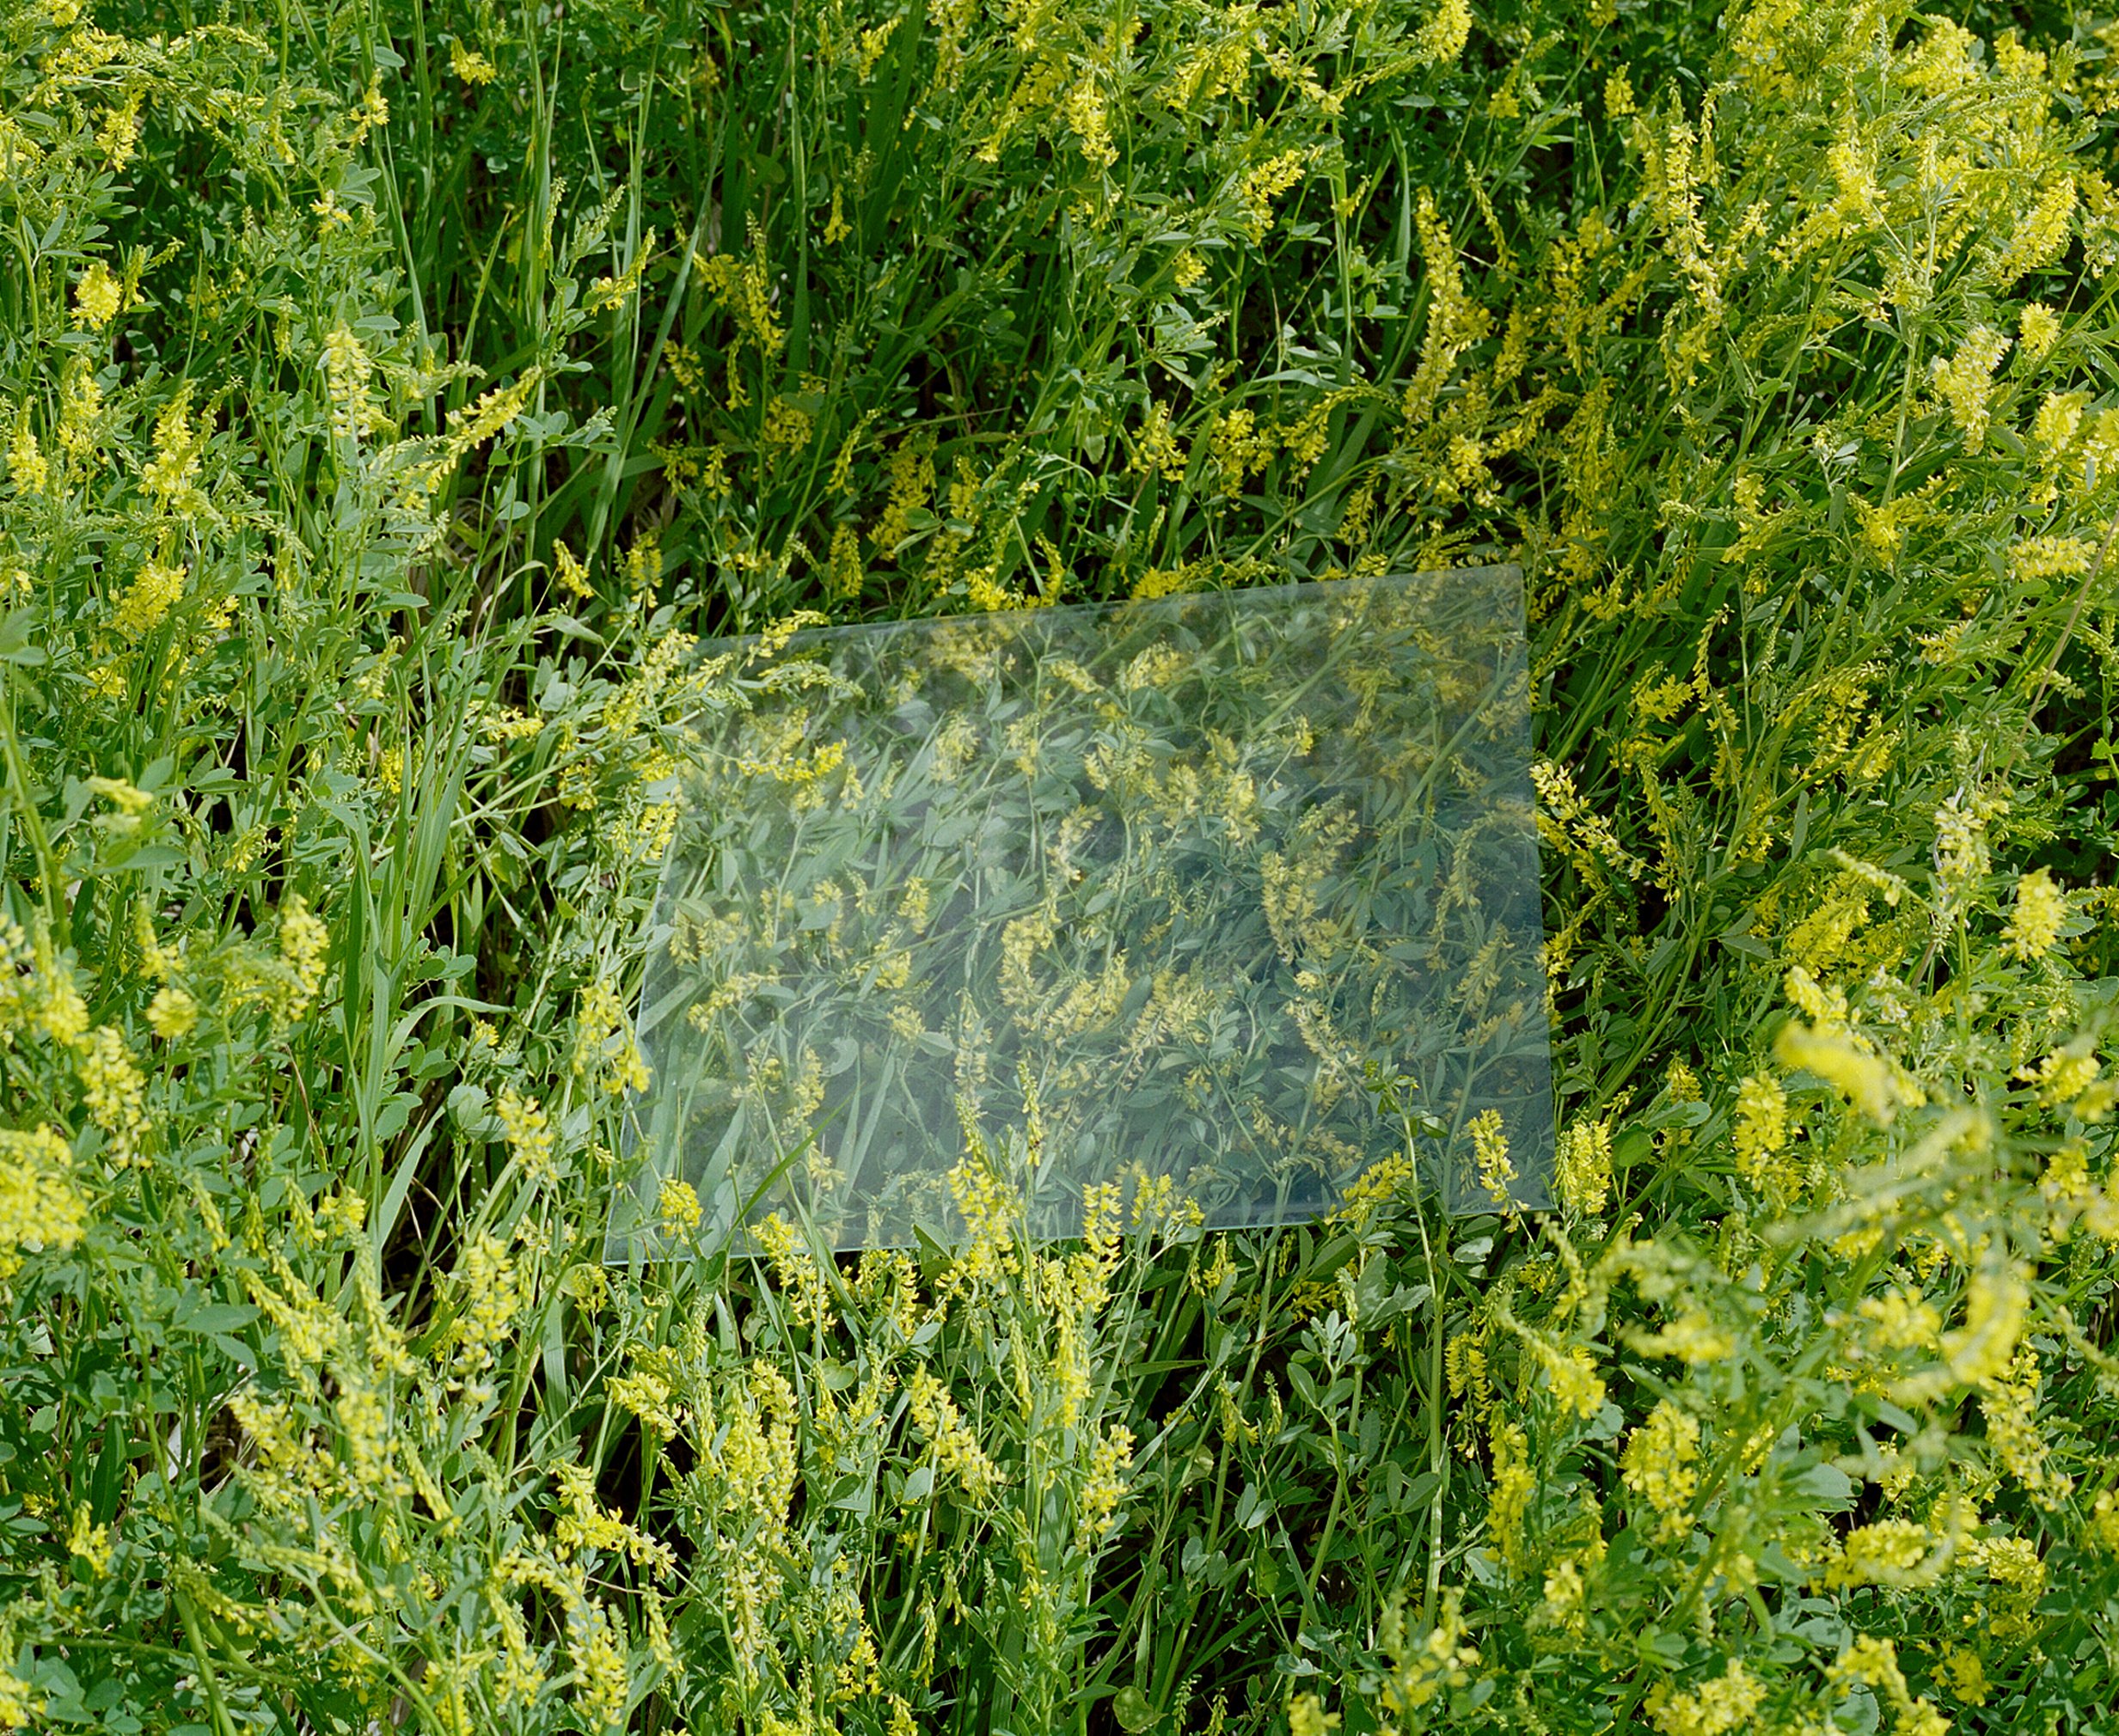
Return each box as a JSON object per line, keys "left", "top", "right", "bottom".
{"left": 2001, "top": 866, "right": 2066, "bottom": 962}
{"left": 1620, "top": 1399, "right": 1699, "bottom": 1537}
{"left": 450, "top": 38, "right": 498, "bottom": 84}
{"left": 1415, "top": 0, "right": 1472, "bottom": 65}
{"left": 1823, "top": 1519, "right": 1936, "bottom": 1589}
{"left": 573, "top": 979, "right": 649, "bottom": 1096}
{"left": 1731, "top": 1072, "right": 1790, "bottom": 1188}
{"left": 6, "top": 412, "right": 46, "bottom": 493}
{"left": 0, "top": 1665, "right": 42, "bottom": 1727}
{"left": 1287, "top": 1693, "right": 1339, "bottom": 1736}
{"left": 321, "top": 325, "right": 381, "bottom": 443}
{"left": 1554, "top": 1116, "right": 1613, "bottom": 1216}
{"left": 657, "top": 1176, "right": 702, "bottom": 1234}
{"left": 146, "top": 985, "right": 198, "bottom": 1038}
{"left": 1485, "top": 1415, "right": 1534, "bottom": 1569}
{"left": 277, "top": 894, "right": 329, "bottom": 1021}
{"left": 1938, "top": 1647, "right": 1987, "bottom": 1707}
{"left": 496, "top": 1087, "right": 558, "bottom": 1183}
{"left": 1645, "top": 1659, "right": 1764, "bottom": 1736}
{"left": 1474, "top": 1110, "right": 1525, "bottom": 1212}
{"left": 78, "top": 1025, "right": 148, "bottom": 1158}
{"left": 73, "top": 260, "right": 124, "bottom": 330}
{"left": 2018, "top": 302, "right": 2061, "bottom": 363}
{"left": 112, "top": 560, "right": 186, "bottom": 639}
{"left": 0, "top": 1123, "right": 88, "bottom": 1279}
{"left": 1931, "top": 326, "right": 2011, "bottom": 450}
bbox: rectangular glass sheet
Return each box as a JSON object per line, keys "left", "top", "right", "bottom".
{"left": 608, "top": 565, "right": 1553, "bottom": 1256}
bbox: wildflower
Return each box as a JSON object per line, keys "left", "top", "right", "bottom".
{"left": 697, "top": 250, "right": 783, "bottom": 357}
{"left": 2091, "top": 1490, "right": 2119, "bottom": 1554}
{"left": 0, "top": 1123, "right": 87, "bottom": 1279}
{"left": 58, "top": 359, "right": 102, "bottom": 459}
{"left": 496, "top": 1088, "right": 558, "bottom": 1183}
{"left": 445, "top": 370, "right": 541, "bottom": 454}
{"left": 1554, "top": 1116, "right": 1613, "bottom": 1217}
{"left": 1620, "top": 1399, "right": 1699, "bottom": 1537}
{"left": 112, "top": 559, "right": 185, "bottom": 639}
{"left": 447, "top": 1232, "right": 520, "bottom": 1373}
{"left": 1931, "top": 326, "right": 2011, "bottom": 450}
{"left": 566, "top": 1600, "right": 629, "bottom": 1733}
{"left": 1414, "top": 0, "right": 1471, "bottom": 64}
{"left": 277, "top": 895, "right": 329, "bottom": 1021}
{"left": 146, "top": 985, "right": 198, "bottom": 1038}
{"left": 321, "top": 325, "right": 380, "bottom": 443}
{"left": 1942, "top": 1265, "right": 2026, "bottom": 1386}
{"left": 348, "top": 76, "right": 389, "bottom": 144}
{"left": 0, "top": 1665, "right": 42, "bottom": 1727}
{"left": 1981, "top": 1347, "right": 2073, "bottom": 1507}
{"left": 450, "top": 40, "right": 497, "bottom": 84}
{"left": 1630, "top": 1309, "right": 1736, "bottom": 1364}
{"left": 827, "top": 521, "right": 864, "bottom": 601}
{"left": 2011, "top": 535, "right": 2097, "bottom": 580}
{"left": 1541, "top": 1556, "right": 1587, "bottom": 1633}
{"left": 2001, "top": 866, "right": 2067, "bottom": 961}
{"left": 2018, "top": 1042, "right": 2098, "bottom": 1109}
{"left": 1990, "top": 175, "right": 2076, "bottom": 287}
{"left": 73, "top": 260, "right": 123, "bottom": 330}
{"left": 1288, "top": 1694, "right": 1339, "bottom": 1736}
{"left": 1130, "top": 400, "right": 1189, "bottom": 483}
{"left": 7, "top": 412, "right": 46, "bottom": 492}
{"left": 78, "top": 1026, "right": 148, "bottom": 1158}
{"left": 1774, "top": 1021, "right": 1914, "bottom": 1125}
{"left": 906, "top": 1366, "right": 1001, "bottom": 1499}
{"left": 2030, "top": 390, "right": 2086, "bottom": 457}
{"left": 1486, "top": 1416, "right": 1535, "bottom": 1569}
{"left": 1238, "top": 149, "right": 1310, "bottom": 243}
{"left": 573, "top": 978, "right": 649, "bottom": 1095}
{"left": 1076, "top": 1423, "right": 1134, "bottom": 1549}
{"left": 1912, "top": 1645, "right": 1980, "bottom": 1712}
{"left": 656, "top": 1176, "right": 701, "bottom": 1235}
{"left": 1064, "top": 78, "right": 1117, "bottom": 170}
{"left": 822, "top": 184, "right": 851, "bottom": 245}
{"left": 1645, "top": 1659, "right": 1765, "bottom": 1736}
{"left": 2019, "top": 303, "right": 2061, "bottom": 363}
{"left": 1824, "top": 1519, "right": 1936, "bottom": 1590}
{"left": 548, "top": 540, "right": 592, "bottom": 602}
{"left": 1731, "top": 1073, "right": 1791, "bottom": 1188}
{"left": 1606, "top": 66, "right": 1638, "bottom": 116}
{"left": 588, "top": 229, "right": 655, "bottom": 314}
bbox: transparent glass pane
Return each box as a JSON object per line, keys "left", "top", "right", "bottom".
{"left": 608, "top": 565, "right": 1553, "bottom": 1256}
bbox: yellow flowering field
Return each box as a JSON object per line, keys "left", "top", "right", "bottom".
{"left": 3, "top": 0, "right": 2119, "bottom": 1732}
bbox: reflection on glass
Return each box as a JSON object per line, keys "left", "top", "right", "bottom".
{"left": 609, "top": 565, "right": 1553, "bottom": 1256}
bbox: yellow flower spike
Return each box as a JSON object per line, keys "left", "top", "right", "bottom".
{"left": 77, "top": 1025, "right": 148, "bottom": 1161}
{"left": 1620, "top": 1399, "right": 1699, "bottom": 1539}
{"left": 72, "top": 260, "right": 124, "bottom": 330}
{"left": 2001, "top": 866, "right": 2067, "bottom": 961}
{"left": 112, "top": 559, "right": 186, "bottom": 640}
{"left": 0, "top": 1123, "right": 87, "bottom": 1278}
{"left": 1644, "top": 1659, "right": 1764, "bottom": 1736}
{"left": 1287, "top": 1692, "right": 1339, "bottom": 1736}
{"left": 146, "top": 985, "right": 198, "bottom": 1039}
{"left": 1773, "top": 1020, "right": 1918, "bottom": 1125}
{"left": 495, "top": 1087, "right": 558, "bottom": 1184}
{"left": 450, "top": 40, "right": 497, "bottom": 86}
{"left": 656, "top": 1176, "right": 701, "bottom": 1234}
{"left": 66, "top": 1504, "right": 112, "bottom": 1575}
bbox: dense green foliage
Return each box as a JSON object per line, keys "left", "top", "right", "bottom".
{"left": 4, "top": 0, "right": 2119, "bottom": 1732}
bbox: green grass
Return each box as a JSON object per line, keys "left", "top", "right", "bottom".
{"left": 4, "top": 0, "right": 2119, "bottom": 1732}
